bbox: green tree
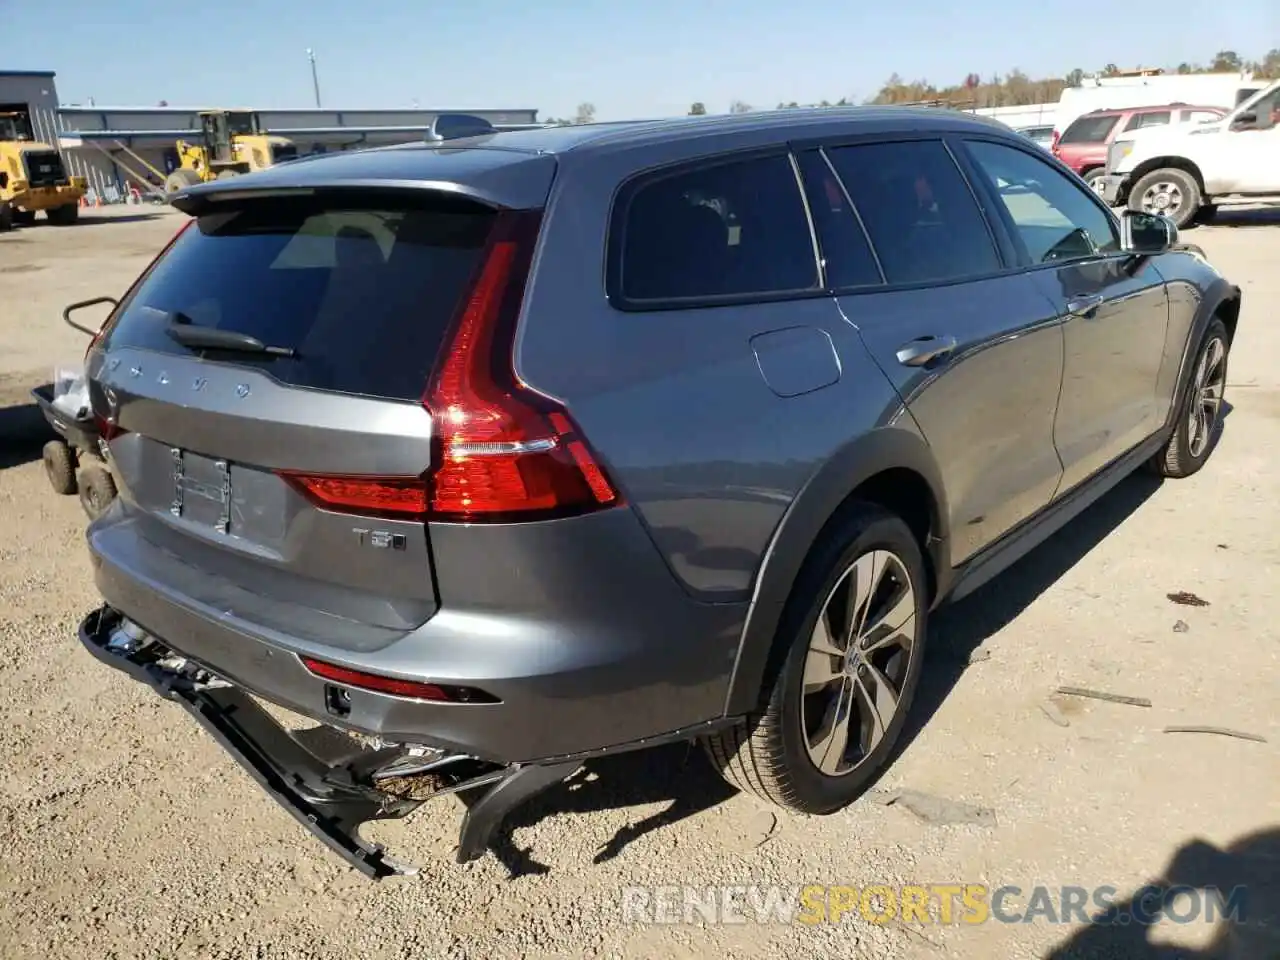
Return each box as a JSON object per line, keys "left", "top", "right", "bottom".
{"left": 1210, "top": 50, "right": 1242, "bottom": 72}
{"left": 688, "top": 102, "right": 707, "bottom": 115}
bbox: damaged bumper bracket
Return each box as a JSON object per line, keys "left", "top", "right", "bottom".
{"left": 78, "top": 606, "right": 580, "bottom": 879}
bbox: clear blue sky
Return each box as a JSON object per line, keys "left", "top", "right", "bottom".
{"left": 7, "top": 0, "right": 1276, "bottom": 119}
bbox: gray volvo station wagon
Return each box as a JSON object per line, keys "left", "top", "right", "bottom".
{"left": 75, "top": 108, "right": 1239, "bottom": 877}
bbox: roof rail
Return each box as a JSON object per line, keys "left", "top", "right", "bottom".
{"left": 426, "top": 113, "right": 496, "bottom": 142}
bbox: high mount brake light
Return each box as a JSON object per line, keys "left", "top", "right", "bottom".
{"left": 281, "top": 209, "right": 621, "bottom": 523}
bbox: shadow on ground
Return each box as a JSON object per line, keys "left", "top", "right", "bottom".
{"left": 897, "top": 469, "right": 1163, "bottom": 756}
{"left": 0, "top": 401, "right": 54, "bottom": 470}
{"left": 1045, "top": 828, "right": 1280, "bottom": 959}
{"left": 1204, "top": 206, "right": 1280, "bottom": 229}
{"left": 71, "top": 211, "right": 167, "bottom": 227}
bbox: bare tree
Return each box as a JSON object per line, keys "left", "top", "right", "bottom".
{"left": 688, "top": 102, "right": 707, "bottom": 115}
{"left": 573, "top": 102, "right": 596, "bottom": 125}
{"left": 729, "top": 100, "right": 753, "bottom": 114}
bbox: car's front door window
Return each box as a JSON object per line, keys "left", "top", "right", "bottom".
{"left": 964, "top": 139, "right": 1120, "bottom": 265}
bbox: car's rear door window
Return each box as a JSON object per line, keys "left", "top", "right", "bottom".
{"left": 613, "top": 153, "right": 820, "bottom": 303}
{"left": 793, "top": 149, "right": 883, "bottom": 289}
{"left": 1058, "top": 114, "right": 1120, "bottom": 144}
{"left": 824, "top": 140, "right": 1001, "bottom": 285}
{"left": 1124, "top": 110, "right": 1172, "bottom": 132}
{"left": 102, "top": 194, "right": 495, "bottom": 401}
{"left": 964, "top": 139, "right": 1120, "bottom": 264}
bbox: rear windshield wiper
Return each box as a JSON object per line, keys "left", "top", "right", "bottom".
{"left": 165, "top": 314, "right": 297, "bottom": 357}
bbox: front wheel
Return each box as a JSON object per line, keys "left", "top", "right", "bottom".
{"left": 1148, "top": 318, "right": 1229, "bottom": 478}
{"left": 0, "top": 202, "right": 13, "bottom": 232}
{"left": 1128, "top": 167, "right": 1202, "bottom": 229}
{"left": 702, "top": 502, "right": 928, "bottom": 814}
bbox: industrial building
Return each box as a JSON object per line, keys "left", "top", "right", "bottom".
{"left": 1, "top": 69, "right": 539, "bottom": 202}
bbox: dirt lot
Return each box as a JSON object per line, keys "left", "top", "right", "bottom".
{"left": 0, "top": 206, "right": 1277, "bottom": 960}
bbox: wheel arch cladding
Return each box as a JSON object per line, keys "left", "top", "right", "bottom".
{"left": 724, "top": 427, "right": 948, "bottom": 716}
{"left": 1214, "top": 287, "right": 1241, "bottom": 345}
{"left": 1132, "top": 156, "right": 1205, "bottom": 192}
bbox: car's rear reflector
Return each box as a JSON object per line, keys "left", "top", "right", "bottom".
{"left": 281, "top": 473, "right": 430, "bottom": 521}
{"left": 299, "top": 656, "right": 497, "bottom": 703}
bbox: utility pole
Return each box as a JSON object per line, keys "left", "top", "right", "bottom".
{"left": 306, "top": 48, "right": 322, "bottom": 108}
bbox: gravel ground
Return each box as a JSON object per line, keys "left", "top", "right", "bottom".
{"left": 0, "top": 204, "right": 1277, "bottom": 960}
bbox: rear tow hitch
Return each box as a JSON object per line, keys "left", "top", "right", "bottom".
{"left": 78, "top": 606, "right": 581, "bottom": 879}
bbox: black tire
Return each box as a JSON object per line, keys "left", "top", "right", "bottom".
{"left": 1148, "top": 318, "right": 1229, "bottom": 479}
{"left": 1127, "top": 166, "right": 1202, "bottom": 230}
{"left": 12, "top": 208, "right": 36, "bottom": 227}
{"left": 1080, "top": 167, "right": 1106, "bottom": 196}
{"left": 77, "top": 463, "right": 118, "bottom": 520}
{"left": 46, "top": 203, "right": 79, "bottom": 226}
{"left": 164, "top": 168, "right": 203, "bottom": 194}
{"left": 42, "top": 440, "right": 77, "bottom": 495}
{"left": 702, "top": 502, "right": 928, "bottom": 814}
{"left": 0, "top": 202, "right": 13, "bottom": 232}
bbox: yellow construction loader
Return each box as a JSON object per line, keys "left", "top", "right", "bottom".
{"left": 0, "top": 106, "right": 87, "bottom": 229}
{"left": 164, "top": 110, "right": 299, "bottom": 194}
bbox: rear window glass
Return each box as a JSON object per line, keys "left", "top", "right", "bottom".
{"left": 103, "top": 197, "right": 493, "bottom": 401}
{"left": 614, "top": 154, "right": 819, "bottom": 303}
{"left": 1058, "top": 114, "right": 1120, "bottom": 144}
{"left": 1124, "top": 110, "right": 1171, "bottom": 131}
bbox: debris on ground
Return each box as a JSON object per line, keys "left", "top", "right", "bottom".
{"left": 1173, "top": 620, "right": 1190, "bottom": 633}
{"left": 869, "top": 788, "right": 997, "bottom": 827}
{"left": 1163, "top": 725, "right": 1267, "bottom": 743}
{"left": 1167, "top": 591, "right": 1210, "bottom": 607}
{"left": 1056, "top": 686, "right": 1152, "bottom": 708}
{"left": 1040, "top": 701, "right": 1071, "bottom": 727}
{"left": 749, "top": 810, "right": 781, "bottom": 848}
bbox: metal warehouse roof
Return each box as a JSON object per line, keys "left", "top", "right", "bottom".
{"left": 0, "top": 69, "right": 57, "bottom": 78}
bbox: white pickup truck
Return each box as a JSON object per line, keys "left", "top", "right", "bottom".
{"left": 1099, "top": 78, "right": 1280, "bottom": 228}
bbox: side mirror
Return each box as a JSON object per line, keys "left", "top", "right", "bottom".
{"left": 1119, "top": 209, "right": 1176, "bottom": 254}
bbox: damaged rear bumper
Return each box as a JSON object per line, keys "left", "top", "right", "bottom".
{"left": 78, "top": 605, "right": 580, "bottom": 879}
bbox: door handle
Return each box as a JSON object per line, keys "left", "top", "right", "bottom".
{"left": 896, "top": 335, "right": 958, "bottom": 367}
{"left": 1066, "top": 294, "right": 1105, "bottom": 318}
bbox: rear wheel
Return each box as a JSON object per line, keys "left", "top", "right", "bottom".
{"left": 1148, "top": 318, "right": 1229, "bottom": 478}
{"left": 46, "top": 203, "right": 79, "bottom": 226}
{"left": 77, "top": 463, "right": 117, "bottom": 520}
{"left": 0, "top": 202, "right": 13, "bottom": 231}
{"left": 12, "top": 208, "right": 36, "bottom": 226}
{"left": 1128, "top": 167, "right": 1201, "bottom": 229}
{"left": 1080, "top": 167, "right": 1106, "bottom": 196}
{"left": 702, "top": 503, "right": 928, "bottom": 813}
{"left": 42, "top": 441, "right": 77, "bottom": 494}
{"left": 164, "top": 168, "right": 203, "bottom": 194}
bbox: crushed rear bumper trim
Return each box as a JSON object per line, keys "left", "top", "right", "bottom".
{"left": 78, "top": 605, "right": 579, "bottom": 879}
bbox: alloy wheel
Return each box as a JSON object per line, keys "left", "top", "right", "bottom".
{"left": 1188, "top": 336, "right": 1227, "bottom": 458}
{"left": 1140, "top": 181, "right": 1183, "bottom": 218}
{"left": 801, "top": 549, "right": 918, "bottom": 777}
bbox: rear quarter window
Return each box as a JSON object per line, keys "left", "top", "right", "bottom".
{"left": 102, "top": 195, "right": 494, "bottom": 401}
{"left": 610, "top": 153, "right": 820, "bottom": 305}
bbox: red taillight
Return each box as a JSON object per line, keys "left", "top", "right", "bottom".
{"left": 1050, "top": 129, "right": 1061, "bottom": 154}
{"left": 281, "top": 474, "right": 429, "bottom": 520}
{"left": 281, "top": 209, "right": 621, "bottom": 524}
{"left": 299, "top": 656, "right": 496, "bottom": 703}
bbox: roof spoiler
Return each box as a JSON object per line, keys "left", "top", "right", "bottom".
{"left": 426, "top": 113, "right": 496, "bottom": 142}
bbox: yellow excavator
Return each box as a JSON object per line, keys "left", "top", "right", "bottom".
{"left": 164, "top": 110, "right": 299, "bottom": 194}
{"left": 0, "top": 106, "right": 87, "bottom": 230}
